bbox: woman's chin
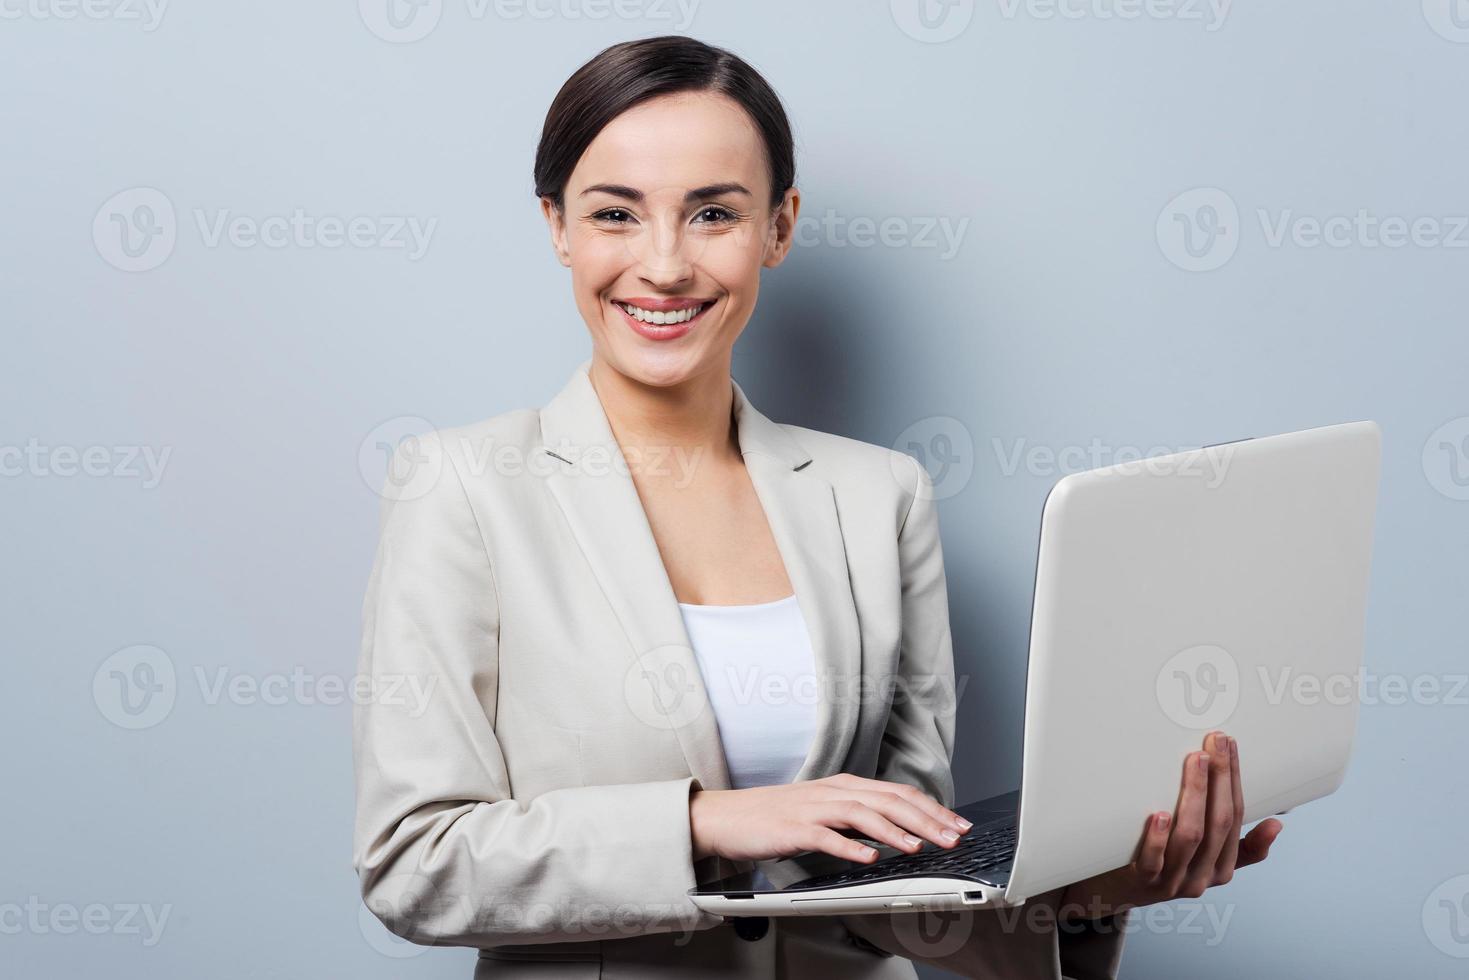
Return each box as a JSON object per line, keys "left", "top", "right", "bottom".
{"left": 615, "top": 350, "right": 708, "bottom": 389}
{"left": 600, "top": 332, "right": 719, "bottom": 388}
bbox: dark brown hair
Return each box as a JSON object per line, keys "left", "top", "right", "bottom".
{"left": 534, "top": 36, "right": 796, "bottom": 213}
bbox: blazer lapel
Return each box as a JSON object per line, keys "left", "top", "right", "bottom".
{"left": 537, "top": 359, "right": 862, "bottom": 793}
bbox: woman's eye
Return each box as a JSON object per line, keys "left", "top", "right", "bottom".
{"left": 693, "top": 206, "right": 737, "bottom": 224}
{"left": 593, "top": 208, "right": 634, "bottom": 224}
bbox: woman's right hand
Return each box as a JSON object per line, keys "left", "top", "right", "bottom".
{"left": 688, "top": 773, "right": 973, "bottom": 864}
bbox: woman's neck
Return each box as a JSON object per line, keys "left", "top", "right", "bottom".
{"left": 587, "top": 356, "right": 741, "bottom": 478}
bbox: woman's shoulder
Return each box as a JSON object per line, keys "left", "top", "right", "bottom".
{"left": 382, "top": 407, "right": 544, "bottom": 496}
{"left": 774, "top": 422, "right": 927, "bottom": 505}
{"left": 431, "top": 406, "right": 543, "bottom": 456}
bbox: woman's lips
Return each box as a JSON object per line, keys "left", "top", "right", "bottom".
{"left": 612, "top": 299, "right": 714, "bottom": 342}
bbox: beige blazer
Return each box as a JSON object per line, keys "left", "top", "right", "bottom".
{"left": 353, "top": 359, "right": 1130, "bottom": 979}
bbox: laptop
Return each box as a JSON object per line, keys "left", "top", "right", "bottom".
{"left": 688, "top": 420, "right": 1382, "bottom": 917}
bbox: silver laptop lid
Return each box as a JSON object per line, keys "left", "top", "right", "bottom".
{"left": 1005, "top": 421, "right": 1381, "bottom": 902}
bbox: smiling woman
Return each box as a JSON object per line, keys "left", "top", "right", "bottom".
{"left": 351, "top": 35, "right": 1264, "bottom": 980}
{"left": 533, "top": 38, "right": 798, "bottom": 388}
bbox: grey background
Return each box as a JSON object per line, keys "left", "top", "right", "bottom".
{"left": 3, "top": 1, "right": 1467, "bottom": 977}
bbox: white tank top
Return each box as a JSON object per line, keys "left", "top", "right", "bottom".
{"left": 676, "top": 594, "right": 818, "bottom": 790}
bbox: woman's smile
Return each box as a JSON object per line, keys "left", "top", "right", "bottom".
{"left": 612, "top": 295, "right": 717, "bottom": 341}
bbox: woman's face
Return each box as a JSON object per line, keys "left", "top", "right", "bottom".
{"left": 542, "top": 91, "right": 800, "bottom": 389}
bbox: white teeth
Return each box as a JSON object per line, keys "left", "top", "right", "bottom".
{"left": 617, "top": 302, "right": 706, "bottom": 325}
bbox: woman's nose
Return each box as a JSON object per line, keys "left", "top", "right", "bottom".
{"left": 628, "top": 219, "right": 696, "bottom": 284}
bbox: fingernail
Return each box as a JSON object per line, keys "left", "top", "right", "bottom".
{"left": 955, "top": 817, "right": 973, "bottom": 831}
{"left": 1156, "top": 812, "right": 1170, "bottom": 829}
{"left": 942, "top": 829, "right": 960, "bottom": 842}
{"left": 1230, "top": 738, "right": 1239, "bottom": 760}
{"left": 1197, "top": 753, "right": 1210, "bottom": 773}
{"left": 904, "top": 833, "right": 922, "bottom": 847}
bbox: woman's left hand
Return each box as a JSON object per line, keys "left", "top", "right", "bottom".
{"left": 1057, "top": 730, "right": 1284, "bottom": 921}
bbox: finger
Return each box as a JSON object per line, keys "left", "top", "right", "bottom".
{"left": 1133, "top": 811, "right": 1172, "bottom": 886}
{"left": 1161, "top": 750, "right": 1210, "bottom": 896}
{"left": 831, "top": 775, "right": 970, "bottom": 833}
{"left": 806, "top": 825, "right": 882, "bottom": 864}
{"left": 1182, "top": 732, "right": 1233, "bottom": 892}
{"left": 1214, "top": 735, "right": 1244, "bottom": 882}
{"left": 819, "top": 800, "right": 926, "bottom": 856}
{"left": 838, "top": 789, "right": 964, "bottom": 850}
{"left": 1236, "top": 819, "right": 1284, "bottom": 868}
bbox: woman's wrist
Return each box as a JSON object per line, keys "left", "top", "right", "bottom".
{"left": 688, "top": 787, "right": 722, "bottom": 862}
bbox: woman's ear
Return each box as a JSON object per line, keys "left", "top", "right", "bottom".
{"left": 539, "top": 196, "right": 571, "bottom": 268}
{"left": 763, "top": 186, "right": 801, "bottom": 269}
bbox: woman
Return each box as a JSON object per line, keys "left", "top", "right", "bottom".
{"left": 352, "top": 35, "right": 1283, "bottom": 979}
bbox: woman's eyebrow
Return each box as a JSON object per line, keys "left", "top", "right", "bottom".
{"left": 580, "top": 182, "right": 753, "bottom": 203}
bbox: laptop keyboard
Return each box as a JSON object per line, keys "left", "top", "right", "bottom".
{"left": 789, "top": 820, "right": 1018, "bottom": 890}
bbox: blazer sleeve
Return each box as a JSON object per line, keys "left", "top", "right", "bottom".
{"left": 835, "top": 454, "right": 1131, "bottom": 980}
{"left": 352, "top": 430, "right": 719, "bottom": 948}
